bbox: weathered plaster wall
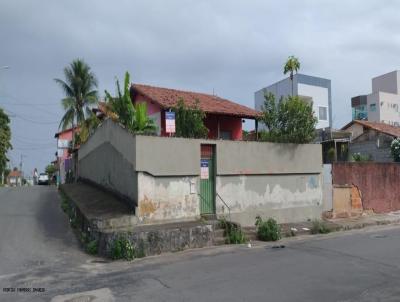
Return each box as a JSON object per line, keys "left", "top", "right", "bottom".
{"left": 137, "top": 172, "right": 200, "bottom": 223}
{"left": 215, "top": 174, "right": 323, "bottom": 226}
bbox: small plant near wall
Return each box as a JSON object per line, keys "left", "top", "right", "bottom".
{"left": 391, "top": 138, "right": 400, "bottom": 162}
{"left": 86, "top": 239, "right": 99, "bottom": 255}
{"left": 111, "top": 236, "right": 135, "bottom": 260}
{"left": 255, "top": 216, "right": 281, "bottom": 241}
{"left": 219, "top": 218, "right": 247, "bottom": 244}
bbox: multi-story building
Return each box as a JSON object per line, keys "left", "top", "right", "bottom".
{"left": 351, "top": 70, "right": 400, "bottom": 126}
{"left": 255, "top": 74, "right": 332, "bottom": 129}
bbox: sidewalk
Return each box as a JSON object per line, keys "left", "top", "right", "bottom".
{"left": 279, "top": 211, "right": 400, "bottom": 237}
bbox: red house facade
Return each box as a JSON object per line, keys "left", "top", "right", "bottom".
{"left": 130, "top": 84, "right": 260, "bottom": 140}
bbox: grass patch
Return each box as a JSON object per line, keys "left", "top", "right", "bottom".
{"left": 310, "top": 219, "right": 331, "bottom": 234}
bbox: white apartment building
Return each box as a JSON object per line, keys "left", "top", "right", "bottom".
{"left": 352, "top": 70, "right": 400, "bottom": 126}
{"left": 255, "top": 74, "right": 332, "bottom": 130}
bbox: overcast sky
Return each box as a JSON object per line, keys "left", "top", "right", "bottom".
{"left": 1, "top": 0, "right": 400, "bottom": 175}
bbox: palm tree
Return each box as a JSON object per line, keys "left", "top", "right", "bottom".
{"left": 105, "top": 72, "right": 157, "bottom": 134}
{"left": 283, "top": 56, "right": 300, "bottom": 96}
{"left": 54, "top": 59, "right": 98, "bottom": 148}
{"left": 104, "top": 71, "right": 135, "bottom": 128}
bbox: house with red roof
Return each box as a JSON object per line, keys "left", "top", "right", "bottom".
{"left": 342, "top": 120, "right": 400, "bottom": 162}
{"left": 130, "top": 84, "right": 261, "bottom": 140}
{"left": 7, "top": 169, "right": 22, "bottom": 187}
{"left": 54, "top": 127, "right": 79, "bottom": 184}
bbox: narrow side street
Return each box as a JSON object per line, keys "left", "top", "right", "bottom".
{"left": 2, "top": 187, "right": 400, "bottom": 301}
{"left": 0, "top": 186, "right": 90, "bottom": 276}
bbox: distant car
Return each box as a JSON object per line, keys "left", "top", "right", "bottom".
{"left": 38, "top": 173, "right": 49, "bottom": 185}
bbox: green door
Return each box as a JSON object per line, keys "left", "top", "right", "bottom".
{"left": 200, "top": 145, "right": 215, "bottom": 214}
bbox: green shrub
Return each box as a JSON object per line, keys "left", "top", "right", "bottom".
{"left": 391, "top": 138, "right": 400, "bottom": 162}
{"left": 61, "top": 199, "right": 69, "bottom": 213}
{"left": 351, "top": 152, "right": 370, "bottom": 162}
{"left": 111, "top": 236, "right": 135, "bottom": 260}
{"left": 327, "top": 147, "right": 336, "bottom": 162}
{"left": 255, "top": 216, "right": 281, "bottom": 241}
{"left": 310, "top": 219, "right": 331, "bottom": 234}
{"left": 219, "top": 218, "right": 247, "bottom": 244}
{"left": 86, "top": 239, "right": 99, "bottom": 255}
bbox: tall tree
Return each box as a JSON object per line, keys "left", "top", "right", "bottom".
{"left": 105, "top": 72, "right": 157, "bottom": 134}
{"left": 260, "top": 94, "right": 317, "bottom": 144}
{"left": 283, "top": 56, "right": 301, "bottom": 96}
{"left": 54, "top": 59, "right": 98, "bottom": 148}
{"left": 0, "top": 107, "right": 12, "bottom": 183}
{"left": 173, "top": 98, "right": 208, "bottom": 138}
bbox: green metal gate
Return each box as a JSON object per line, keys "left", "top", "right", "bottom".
{"left": 200, "top": 144, "right": 215, "bottom": 214}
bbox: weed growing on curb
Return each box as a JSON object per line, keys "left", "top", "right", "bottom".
{"left": 219, "top": 218, "right": 247, "bottom": 244}
{"left": 86, "top": 239, "right": 99, "bottom": 255}
{"left": 311, "top": 219, "right": 331, "bottom": 234}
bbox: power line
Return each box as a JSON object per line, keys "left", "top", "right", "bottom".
{"left": 12, "top": 146, "right": 55, "bottom": 151}
{"left": 0, "top": 92, "right": 60, "bottom": 106}
{"left": 12, "top": 134, "right": 53, "bottom": 142}
{"left": 4, "top": 108, "right": 59, "bottom": 125}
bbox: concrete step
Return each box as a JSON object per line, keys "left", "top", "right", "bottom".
{"left": 201, "top": 214, "right": 218, "bottom": 221}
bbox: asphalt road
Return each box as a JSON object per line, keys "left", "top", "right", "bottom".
{"left": 2, "top": 186, "right": 400, "bottom": 302}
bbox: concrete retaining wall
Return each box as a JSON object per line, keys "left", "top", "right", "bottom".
{"left": 98, "top": 223, "right": 215, "bottom": 258}
{"left": 78, "top": 119, "right": 324, "bottom": 225}
{"left": 332, "top": 162, "right": 400, "bottom": 213}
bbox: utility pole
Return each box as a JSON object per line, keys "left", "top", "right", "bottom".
{"left": 19, "top": 154, "right": 26, "bottom": 186}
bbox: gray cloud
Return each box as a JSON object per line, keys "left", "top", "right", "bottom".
{"left": 1, "top": 0, "right": 400, "bottom": 174}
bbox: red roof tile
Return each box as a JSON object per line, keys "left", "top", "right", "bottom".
{"left": 131, "top": 84, "right": 261, "bottom": 119}
{"left": 8, "top": 170, "right": 21, "bottom": 178}
{"left": 342, "top": 120, "right": 400, "bottom": 138}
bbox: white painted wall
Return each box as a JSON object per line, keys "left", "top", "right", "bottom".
{"left": 377, "top": 92, "right": 400, "bottom": 125}
{"left": 298, "top": 83, "right": 329, "bottom": 129}
{"left": 366, "top": 91, "right": 400, "bottom": 125}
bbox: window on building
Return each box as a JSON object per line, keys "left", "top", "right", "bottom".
{"left": 370, "top": 103, "right": 376, "bottom": 112}
{"left": 318, "top": 106, "right": 328, "bottom": 121}
{"left": 219, "top": 131, "right": 232, "bottom": 140}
